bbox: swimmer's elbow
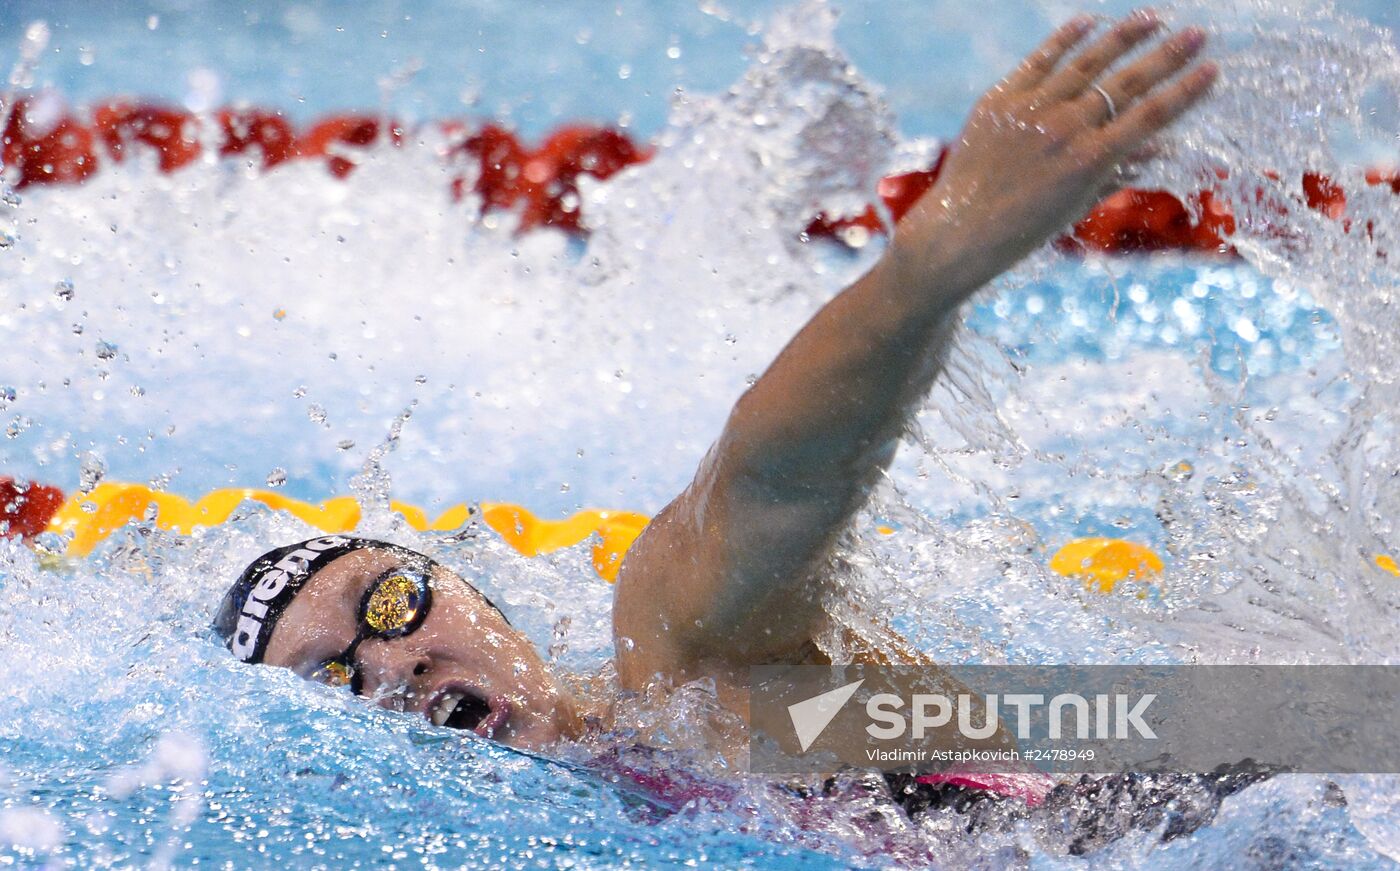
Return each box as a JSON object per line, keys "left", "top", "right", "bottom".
{"left": 722, "top": 406, "right": 898, "bottom": 513}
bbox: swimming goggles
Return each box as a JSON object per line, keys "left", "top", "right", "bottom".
{"left": 310, "top": 563, "right": 434, "bottom": 694}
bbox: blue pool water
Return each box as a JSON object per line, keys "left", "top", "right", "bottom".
{"left": 3, "top": 1, "right": 1400, "bottom": 867}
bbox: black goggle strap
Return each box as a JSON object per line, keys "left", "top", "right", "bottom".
{"left": 322, "top": 562, "right": 434, "bottom": 695}
{"left": 300, "top": 544, "right": 512, "bottom": 693}
{"left": 365, "top": 542, "right": 510, "bottom": 626}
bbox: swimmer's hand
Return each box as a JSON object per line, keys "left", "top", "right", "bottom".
{"left": 902, "top": 9, "right": 1217, "bottom": 294}
{"left": 613, "top": 12, "right": 1218, "bottom": 697}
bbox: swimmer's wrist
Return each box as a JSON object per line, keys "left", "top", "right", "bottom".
{"left": 885, "top": 207, "right": 990, "bottom": 319}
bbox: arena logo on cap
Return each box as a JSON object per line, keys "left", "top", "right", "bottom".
{"left": 231, "top": 535, "right": 351, "bottom": 660}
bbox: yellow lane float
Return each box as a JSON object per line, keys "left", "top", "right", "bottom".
{"left": 37, "top": 480, "right": 1185, "bottom": 592}
{"left": 1049, "top": 537, "right": 1165, "bottom": 593}
{"left": 46, "top": 482, "right": 649, "bottom": 581}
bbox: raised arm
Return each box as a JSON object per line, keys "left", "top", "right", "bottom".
{"left": 615, "top": 10, "right": 1218, "bottom": 690}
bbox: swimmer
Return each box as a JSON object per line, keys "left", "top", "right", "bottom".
{"left": 215, "top": 6, "right": 1219, "bottom": 786}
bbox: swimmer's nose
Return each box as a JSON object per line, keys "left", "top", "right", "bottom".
{"left": 352, "top": 637, "right": 432, "bottom": 708}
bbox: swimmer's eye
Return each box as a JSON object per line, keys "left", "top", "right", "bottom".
{"left": 310, "top": 659, "right": 355, "bottom": 688}
{"left": 360, "top": 569, "right": 430, "bottom": 637}
{"left": 304, "top": 565, "right": 432, "bottom": 695}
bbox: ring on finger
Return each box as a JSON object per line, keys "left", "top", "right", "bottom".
{"left": 1091, "top": 83, "right": 1118, "bottom": 122}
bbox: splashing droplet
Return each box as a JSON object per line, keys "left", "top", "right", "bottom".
{"left": 348, "top": 400, "right": 418, "bottom": 513}
{"left": 78, "top": 451, "right": 107, "bottom": 494}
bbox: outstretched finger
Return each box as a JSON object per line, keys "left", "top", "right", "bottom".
{"left": 1076, "top": 26, "right": 1207, "bottom": 125}
{"left": 1001, "top": 16, "right": 1098, "bottom": 93}
{"left": 1042, "top": 9, "right": 1162, "bottom": 101}
{"left": 1095, "top": 62, "right": 1219, "bottom": 161}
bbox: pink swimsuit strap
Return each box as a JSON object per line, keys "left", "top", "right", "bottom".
{"left": 588, "top": 747, "right": 738, "bottom": 812}
{"left": 592, "top": 745, "right": 1056, "bottom": 813}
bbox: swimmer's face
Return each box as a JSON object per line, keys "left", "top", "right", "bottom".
{"left": 261, "top": 548, "right": 578, "bottom": 749}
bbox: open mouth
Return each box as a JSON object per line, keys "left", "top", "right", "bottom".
{"left": 427, "top": 687, "right": 512, "bottom": 738}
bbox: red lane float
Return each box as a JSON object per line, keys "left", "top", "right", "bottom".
{"left": 218, "top": 107, "right": 296, "bottom": 168}
{"left": 1057, "top": 188, "right": 1236, "bottom": 255}
{"left": 1302, "top": 172, "right": 1347, "bottom": 220}
{"left": 1366, "top": 167, "right": 1400, "bottom": 194}
{"left": 803, "top": 150, "right": 947, "bottom": 242}
{"left": 3, "top": 93, "right": 1399, "bottom": 251}
{"left": 447, "top": 123, "right": 652, "bottom": 232}
{"left": 92, "top": 100, "right": 201, "bottom": 173}
{"left": 802, "top": 145, "right": 1231, "bottom": 255}
{"left": 514, "top": 125, "right": 653, "bottom": 232}
{"left": 450, "top": 122, "right": 526, "bottom": 212}
{"left": 0, "top": 476, "right": 65, "bottom": 539}
{"left": 1, "top": 98, "right": 101, "bottom": 188}
{"left": 295, "top": 114, "right": 404, "bottom": 178}
{"left": 803, "top": 151, "right": 1396, "bottom": 255}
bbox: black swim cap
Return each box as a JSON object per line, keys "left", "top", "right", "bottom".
{"left": 213, "top": 536, "right": 430, "bottom": 664}
{"left": 213, "top": 537, "right": 509, "bottom": 665}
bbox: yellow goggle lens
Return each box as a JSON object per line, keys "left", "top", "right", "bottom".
{"left": 362, "top": 572, "right": 424, "bottom": 634}
{"left": 312, "top": 660, "right": 354, "bottom": 687}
